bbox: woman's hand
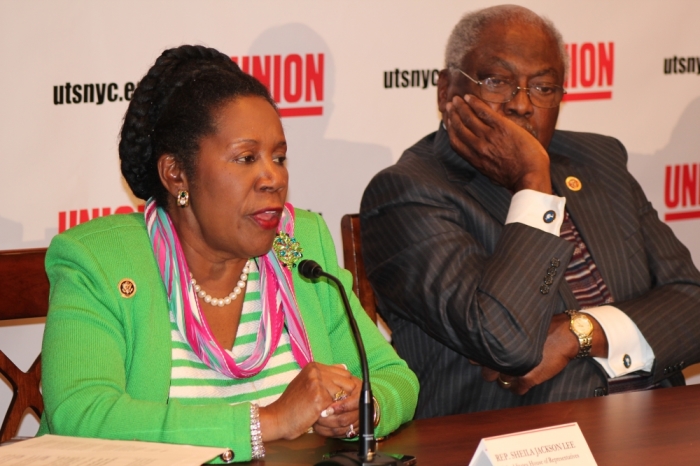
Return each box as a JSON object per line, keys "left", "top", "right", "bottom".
{"left": 312, "top": 370, "right": 362, "bottom": 439}
{"left": 258, "top": 362, "right": 359, "bottom": 441}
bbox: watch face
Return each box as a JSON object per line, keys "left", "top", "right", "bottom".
{"left": 572, "top": 315, "right": 593, "bottom": 335}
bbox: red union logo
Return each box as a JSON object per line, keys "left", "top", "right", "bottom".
{"left": 232, "top": 53, "right": 324, "bottom": 117}
{"left": 563, "top": 42, "right": 614, "bottom": 102}
{"left": 664, "top": 163, "right": 700, "bottom": 222}
{"left": 58, "top": 205, "right": 145, "bottom": 233}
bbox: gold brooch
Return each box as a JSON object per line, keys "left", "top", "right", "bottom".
{"left": 118, "top": 278, "right": 136, "bottom": 298}
{"left": 273, "top": 232, "right": 303, "bottom": 269}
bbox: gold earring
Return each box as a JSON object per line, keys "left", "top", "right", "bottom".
{"left": 177, "top": 190, "right": 189, "bottom": 208}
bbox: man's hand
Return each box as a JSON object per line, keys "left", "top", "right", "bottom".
{"left": 486, "top": 313, "right": 609, "bottom": 395}
{"left": 444, "top": 94, "right": 551, "bottom": 194}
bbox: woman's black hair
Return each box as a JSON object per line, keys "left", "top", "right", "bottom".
{"left": 119, "top": 45, "right": 276, "bottom": 206}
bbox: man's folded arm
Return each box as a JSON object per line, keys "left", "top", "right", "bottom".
{"left": 603, "top": 176, "right": 700, "bottom": 383}
{"left": 507, "top": 189, "right": 655, "bottom": 378}
{"left": 362, "top": 175, "right": 575, "bottom": 375}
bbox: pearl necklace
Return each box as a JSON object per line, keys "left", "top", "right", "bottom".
{"left": 190, "top": 260, "right": 252, "bottom": 307}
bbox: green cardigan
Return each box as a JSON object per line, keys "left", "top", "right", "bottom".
{"left": 38, "top": 209, "right": 418, "bottom": 462}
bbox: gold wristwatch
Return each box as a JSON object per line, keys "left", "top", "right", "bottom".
{"left": 565, "top": 310, "right": 593, "bottom": 358}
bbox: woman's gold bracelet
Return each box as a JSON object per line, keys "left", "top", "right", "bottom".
{"left": 372, "top": 396, "right": 381, "bottom": 428}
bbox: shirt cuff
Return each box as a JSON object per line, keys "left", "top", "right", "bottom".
{"left": 505, "top": 189, "right": 566, "bottom": 236}
{"left": 581, "top": 306, "right": 655, "bottom": 377}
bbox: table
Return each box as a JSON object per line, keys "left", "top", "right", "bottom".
{"left": 251, "top": 384, "right": 700, "bottom": 465}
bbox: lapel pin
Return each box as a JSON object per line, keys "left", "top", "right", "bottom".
{"left": 565, "top": 176, "right": 582, "bottom": 192}
{"left": 118, "top": 278, "right": 136, "bottom": 298}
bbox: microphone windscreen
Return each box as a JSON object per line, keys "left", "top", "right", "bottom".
{"left": 298, "top": 259, "right": 323, "bottom": 278}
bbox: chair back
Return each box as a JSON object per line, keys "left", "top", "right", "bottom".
{"left": 0, "top": 248, "right": 48, "bottom": 443}
{"left": 340, "top": 214, "right": 377, "bottom": 323}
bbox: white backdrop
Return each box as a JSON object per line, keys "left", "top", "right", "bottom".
{"left": 2, "top": 0, "right": 700, "bottom": 435}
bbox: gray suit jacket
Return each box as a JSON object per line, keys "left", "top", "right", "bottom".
{"left": 360, "top": 126, "right": 700, "bottom": 418}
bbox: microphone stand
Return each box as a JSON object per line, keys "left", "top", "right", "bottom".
{"left": 298, "top": 260, "right": 406, "bottom": 466}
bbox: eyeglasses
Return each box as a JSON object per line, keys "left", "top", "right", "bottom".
{"left": 454, "top": 68, "right": 567, "bottom": 109}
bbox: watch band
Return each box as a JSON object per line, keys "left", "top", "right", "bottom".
{"left": 576, "top": 334, "right": 593, "bottom": 358}
{"left": 566, "top": 310, "right": 593, "bottom": 358}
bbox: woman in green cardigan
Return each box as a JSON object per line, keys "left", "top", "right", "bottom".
{"left": 39, "top": 45, "right": 418, "bottom": 462}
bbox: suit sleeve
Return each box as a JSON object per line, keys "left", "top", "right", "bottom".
{"left": 305, "top": 212, "right": 418, "bottom": 435}
{"left": 361, "top": 166, "right": 575, "bottom": 376}
{"left": 608, "top": 167, "right": 700, "bottom": 383}
{"left": 41, "top": 233, "right": 255, "bottom": 460}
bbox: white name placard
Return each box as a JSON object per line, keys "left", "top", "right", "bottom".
{"left": 469, "top": 422, "right": 597, "bottom": 466}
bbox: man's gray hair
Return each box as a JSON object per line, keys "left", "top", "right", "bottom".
{"left": 444, "top": 5, "right": 569, "bottom": 78}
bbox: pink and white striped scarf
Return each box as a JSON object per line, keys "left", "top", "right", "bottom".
{"left": 145, "top": 199, "right": 313, "bottom": 378}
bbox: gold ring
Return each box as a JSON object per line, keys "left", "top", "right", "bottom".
{"left": 306, "top": 427, "right": 314, "bottom": 434}
{"left": 498, "top": 375, "right": 512, "bottom": 388}
{"left": 346, "top": 424, "right": 357, "bottom": 438}
{"left": 333, "top": 390, "right": 348, "bottom": 401}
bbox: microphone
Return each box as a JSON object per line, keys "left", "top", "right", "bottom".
{"left": 298, "top": 259, "right": 325, "bottom": 279}
{"left": 299, "top": 259, "right": 407, "bottom": 466}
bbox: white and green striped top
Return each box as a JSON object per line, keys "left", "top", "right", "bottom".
{"left": 168, "top": 260, "right": 301, "bottom": 407}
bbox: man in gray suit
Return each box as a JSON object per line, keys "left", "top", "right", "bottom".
{"left": 360, "top": 5, "right": 700, "bottom": 418}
